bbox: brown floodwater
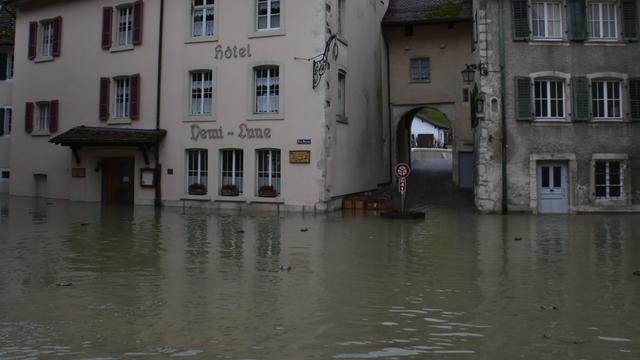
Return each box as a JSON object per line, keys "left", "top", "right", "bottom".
{"left": 0, "top": 192, "right": 639, "bottom": 359}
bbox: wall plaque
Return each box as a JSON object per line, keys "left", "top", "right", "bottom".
{"left": 289, "top": 151, "right": 311, "bottom": 164}
{"left": 140, "top": 168, "right": 155, "bottom": 188}
{"left": 72, "top": 168, "right": 86, "bottom": 178}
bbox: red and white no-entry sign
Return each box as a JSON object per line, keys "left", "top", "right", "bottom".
{"left": 395, "top": 163, "right": 411, "bottom": 178}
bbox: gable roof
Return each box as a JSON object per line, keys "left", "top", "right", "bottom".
{"left": 382, "top": 0, "right": 472, "bottom": 26}
{"left": 0, "top": 3, "right": 15, "bottom": 45}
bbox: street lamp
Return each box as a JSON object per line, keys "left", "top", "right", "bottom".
{"left": 461, "top": 63, "right": 489, "bottom": 84}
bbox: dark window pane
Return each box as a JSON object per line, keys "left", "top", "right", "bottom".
{"left": 595, "top": 161, "right": 606, "bottom": 174}
{"left": 553, "top": 167, "right": 562, "bottom": 188}
{"left": 596, "top": 174, "right": 607, "bottom": 185}
{"left": 596, "top": 186, "right": 607, "bottom": 197}
{"left": 610, "top": 186, "right": 621, "bottom": 197}
{"left": 542, "top": 167, "right": 550, "bottom": 188}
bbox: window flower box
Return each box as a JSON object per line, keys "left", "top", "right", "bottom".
{"left": 220, "top": 184, "right": 240, "bottom": 197}
{"left": 258, "top": 185, "right": 278, "bottom": 198}
{"left": 188, "top": 183, "right": 207, "bottom": 196}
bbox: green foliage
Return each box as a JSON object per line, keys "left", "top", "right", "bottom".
{"left": 418, "top": 108, "right": 451, "bottom": 128}
{"left": 423, "top": 2, "right": 464, "bottom": 20}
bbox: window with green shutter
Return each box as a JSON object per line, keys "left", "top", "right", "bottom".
{"left": 630, "top": 79, "right": 640, "bottom": 121}
{"left": 567, "top": 0, "right": 588, "bottom": 41}
{"left": 512, "top": 0, "right": 530, "bottom": 40}
{"left": 571, "top": 77, "right": 591, "bottom": 121}
{"left": 622, "top": 0, "right": 639, "bottom": 41}
{"left": 515, "top": 76, "right": 533, "bottom": 120}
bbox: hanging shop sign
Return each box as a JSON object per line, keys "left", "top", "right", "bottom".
{"left": 289, "top": 151, "right": 311, "bottom": 164}
{"left": 190, "top": 123, "right": 272, "bottom": 142}
{"left": 214, "top": 44, "right": 252, "bottom": 60}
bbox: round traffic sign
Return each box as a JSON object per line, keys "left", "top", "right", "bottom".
{"left": 395, "top": 163, "right": 411, "bottom": 178}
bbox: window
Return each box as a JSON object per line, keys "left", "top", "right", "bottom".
{"left": 0, "top": 169, "right": 9, "bottom": 182}
{"left": 40, "top": 21, "right": 54, "bottom": 57}
{"left": 595, "top": 160, "right": 623, "bottom": 199}
{"left": 36, "top": 103, "right": 50, "bottom": 131}
{"left": 410, "top": 58, "right": 430, "bottom": 82}
{"left": 187, "top": 149, "right": 208, "bottom": 194}
{"left": 256, "top": 0, "right": 281, "bottom": 31}
{"left": 532, "top": 1, "right": 563, "bottom": 39}
{"left": 0, "top": 52, "right": 13, "bottom": 80}
{"left": 256, "top": 149, "right": 281, "bottom": 196}
{"left": 192, "top": 0, "right": 215, "bottom": 37}
{"left": 588, "top": 2, "right": 618, "bottom": 39}
{"left": 117, "top": 6, "right": 134, "bottom": 47}
{"left": 338, "top": 0, "right": 345, "bottom": 35}
{"left": 221, "top": 150, "right": 244, "bottom": 195}
{"left": 462, "top": 88, "right": 470, "bottom": 103}
{"left": 337, "top": 70, "right": 346, "bottom": 121}
{"left": 255, "top": 66, "right": 279, "bottom": 113}
{"left": 592, "top": 80, "right": 622, "bottom": 119}
{"left": 0, "top": 107, "right": 11, "bottom": 136}
{"left": 190, "top": 71, "right": 213, "bottom": 115}
{"left": 114, "top": 77, "right": 131, "bottom": 118}
{"left": 534, "top": 79, "right": 564, "bottom": 119}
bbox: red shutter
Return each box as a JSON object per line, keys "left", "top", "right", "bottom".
{"left": 102, "top": 7, "right": 113, "bottom": 50}
{"left": 132, "top": 0, "right": 144, "bottom": 45}
{"left": 28, "top": 22, "right": 38, "bottom": 60}
{"left": 130, "top": 74, "right": 140, "bottom": 120}
{"left": 49, "top": 100, "right": 59, "bottom": 133}
{"left": 99, "top": 78, "right": 111, "bottom": 121}
{"left": 25, "top": 102, "right": 34, "bottom": 134}
{"left": 52, "top": 17, "right": 62, "bottom": 57}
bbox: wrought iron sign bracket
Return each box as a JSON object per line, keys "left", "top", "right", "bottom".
{"left": 295, "top": 34, "right": 339, "bottom": 89}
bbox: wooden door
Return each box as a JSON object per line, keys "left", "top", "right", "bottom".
{"left": 102, "top": 158, "right": 135, "bottom": 204}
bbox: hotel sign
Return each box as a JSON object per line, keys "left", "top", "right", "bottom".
{"left": 214, "top": 44, "right": 252, "bottom": 60}
{"left": 190, "top": 124, "right": 272, "bottom": 142}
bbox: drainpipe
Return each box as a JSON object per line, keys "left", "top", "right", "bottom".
{"left": 384, "top": 30, "right": 393, "bottom": 184}
{"left": 154, "top": 0, "right": 165, "bottom": 208}
{"left": 498, "top": 0, "right": 508, "bottom": 214}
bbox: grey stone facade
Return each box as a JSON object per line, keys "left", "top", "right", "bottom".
{"left": 473, "top": 0, "right": 640, "bottom": 213}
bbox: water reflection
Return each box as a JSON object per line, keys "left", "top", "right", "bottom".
{"left": 0, "top": 195, "right": 639, "bottom": 359}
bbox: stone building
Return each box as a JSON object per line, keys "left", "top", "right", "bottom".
{"left": 7, "top": 0, "right": 390, "bottom": 211}
{"left": 473, "top": 0, "right": 640, "bottom": 213}
{"left": 0, "top": 4, "right": 13, "bottom": 193}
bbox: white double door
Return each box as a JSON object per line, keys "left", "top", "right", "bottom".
{"left": 537, "top": 162, "right": 568, "bottom": 214}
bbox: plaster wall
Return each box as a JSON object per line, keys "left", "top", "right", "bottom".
{"left": 477, "top": 0, "right": 640, "bottom": 212}
{"left": 10, "top": 0, "right": 160, "bottom": 201}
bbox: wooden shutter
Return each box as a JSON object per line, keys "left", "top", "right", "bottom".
{"left": 133, "top": 0, "right": 144, "bottom": 45}
{"left": 512, "top": 0, "right": 530, "bottom": 41}
{"left": 568, "top": 0, "right": 588, "bottom": 41}
{"left": 571, "top": 77, "right": 591, "bottom": 121}
{"left": 25, "top": 102, "right": 34, "bottom": 134}
{"left": 28, "top": 22, "right": 38, "bottom": 60}
{"left": 0, "top": 108, "right": 5, "bottom": 136}
{"left": 52, "top": 17, "right": 62, "bottom": 57}
{"left": 515, "top": 77, "right": 533, "bottom": 121}
{"left": 102, "top": 7, "right": 113, "bottom": 50}
{"left": 99, "top": 78, "right": 110, "bottom": 121}
{"left": 0, "top": 53, "right": 7, "bottom": 81}
{"left": 130, "top": 74, "right": 140, "bottom": 120}
{"left": 49, "top": 100, "right": 59, "bottom": 133}
{"left": 622, "top": 0, "right": 639, "bottom": 41}
{"left": 630, "top": 79, "right": 640, "bottom": 121}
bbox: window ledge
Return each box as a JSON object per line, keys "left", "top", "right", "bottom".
{"left": 250, "top": 196, "right": 284, "bottom": 204}
{"left": 532, "top": 119, "right": 571, "bottom": 125}
{"left": 590, "top": 119, "right": 626, "bottom": 123}
{"left": 185, "top": 36, "right": 219, "bottom": 44}
{"left": 108, "top": 118, "right": 133, "bottom": 125}
{"left": 249, "top": 29, "right": 286, "bottom": 39}
{"left": 336, "top": 115, "right": 348, "bottom": 124}
{"left": 181, "top": 194, "right": 211, "bottom": 201}
{"left": 184, "top": 115, "right": 216, "bottom": 123}
{"left": 247, "top": 113, "right": 284, "bottom": 121}
{"left": 110, "top": 45, "right": 135, "bottom": 53}
{"left": 31, "top": 130, "right": 51, "bottom": 137}
{"left": 409, "top": 80, "right": 431, "bottom": 84}
{"left": 214, "top": 195, "right": 247, "bottom": 203}
{"left": 35, "top": 56, "right": 54, "bottom": 63}
{"left": 527, "top": 41, "right": 570, "bottom": 46}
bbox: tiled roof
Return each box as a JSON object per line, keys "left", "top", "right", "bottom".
{"left": 50, "top": 126, "right": 167, "bottom": 146}
{"left": 382, "top": 0, "right": 472, "bottom": 25}
{"left": 0, "top": 4, "right": 15, "bottom": 45}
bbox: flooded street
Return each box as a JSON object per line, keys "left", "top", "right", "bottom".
{"left": 1, "top": 163, "right": 640, "bottom": 359}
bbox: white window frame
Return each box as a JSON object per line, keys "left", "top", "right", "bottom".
{"left": 191, "top": 0, "right": 215, "bottom": 38}
{"left": 256, "top": 0, "right": 281, "bottom": 31}
{"left": 36, "top": 102, "right": 50, "bottom": 132}
{"left": 534, "top": 78, "right": 566, "bottom": 120}
{"left": 40, "top": 20, "right": 54, "bottom": 58}
{"left": 190, "top": 70, "right": 213, "bottom": 116}
{"left": 591, "top": 79, "right": 623, "bottom": 120}
{"left": 0, "top": 168, "right": 9, "bottom": 183}
{"left": 113, "top": 77, "right": 131, "bottom": 119}
{"left": 220, "top": 149, "right": 244, "bottom": 194}
{"left": 587, "top": 1, "right": 619, "bottom": 40}
{"left": 186, "top": 149, "right": 208, "bottom": 193}
{"left": 254, "top": 66, "right": 280, "bottom": 114}
{"left": 531, "top": 1, "right": 563, "bottom": 39}
{"left": 256, "top": 149, "right": 281, "bottom": 196}
{"left": 594, "top": 160, "right": 624, "bottom": 199}
{"left": 410, "top": 58, "right": 430, "bottom": 82}
{"left": 4, "top": 52, "right": 13, "bottom": 80}
{"left": 1, "top": 106, "right": 12, "bottom": 136}
{"left": 116, "top": 5, "right": 134, "bottom": 47}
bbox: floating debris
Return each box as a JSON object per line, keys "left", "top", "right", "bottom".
{"left": 514, "top": 237, "right": 523, "bottom": 241}
{"left": 540, "top": 305, "right": 558, "bottom": 310}
{"left": 280, "top": 265, "right": 292, "bottom": 271}
{"left": 300, "top": 228, "right": 309, "bottom": 232}
{"left": 56, "top": 282, "right": 73, "bottom": 287}
{"left": 633, "top": 271, "right": 640, "bottom": 276}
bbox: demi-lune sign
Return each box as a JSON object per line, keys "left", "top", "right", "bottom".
{"left": 190, "top": 124, "right": 272, "bottom": 142}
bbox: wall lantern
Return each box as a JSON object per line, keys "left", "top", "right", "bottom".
{"left": 461, "top": 63, "right": 489, "bottom": 84}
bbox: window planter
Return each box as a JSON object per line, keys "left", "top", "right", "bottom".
{"left": 258, "top": 185, "right": 278, "bottom": 198}
{"left": 188, "top": 183, "right": 207, "bottom": 196}
{"left": 220, "top": 184, "right": 240, "bottom": 197}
